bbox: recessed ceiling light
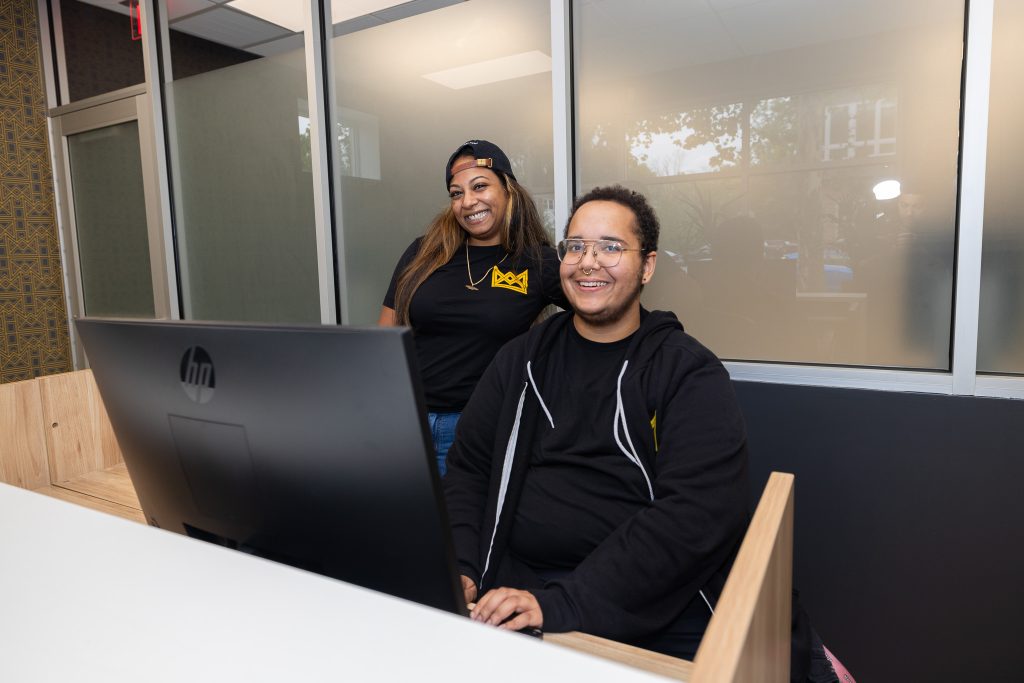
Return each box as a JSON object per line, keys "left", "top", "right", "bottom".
{"left": 423, "top": 51, "right": 552, "bottom": 90}
{"left": 226, "top": 0, "right": 412, "bottom": 33}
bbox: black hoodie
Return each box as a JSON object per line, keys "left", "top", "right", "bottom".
{"left": 444, "top": 309, "right": 750, "bottom": 646}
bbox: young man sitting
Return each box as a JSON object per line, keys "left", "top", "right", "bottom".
{"left": 442, "top": 185, "right": 749, "bottom": 661}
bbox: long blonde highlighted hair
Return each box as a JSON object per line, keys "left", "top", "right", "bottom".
{"left": 393, "top": 174, "right": 551, "bottom": 325}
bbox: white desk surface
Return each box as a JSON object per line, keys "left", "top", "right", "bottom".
{"left": 0, "top": 483, "right": 666, "bottom": 682}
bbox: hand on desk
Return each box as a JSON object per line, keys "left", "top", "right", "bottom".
{"left": 461, "top": 575, "right": 478, "bottom": 606}
{"left": 471, "top": 587, "right": 544, "bottom": 631}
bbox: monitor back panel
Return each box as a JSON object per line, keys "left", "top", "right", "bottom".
{"left": 76, "top": 318, "right": 464, "bottom": 615}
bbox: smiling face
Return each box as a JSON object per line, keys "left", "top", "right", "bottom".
{"left": 448, "top": 155, "right": 509, "bottom": 246}
{"left": 561, "top": 200, "right": 657, "bottom": 342}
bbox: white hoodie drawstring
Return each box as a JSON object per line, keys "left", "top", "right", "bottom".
{"left": 482, "top": 365, "right": 553, "bottom": 581}
{"left": 527, "top": 361, "right": 554, "bottom": 428}
{"left": 614, "top": 363, "right": 713, "bottom": 615}
{"left": 613, "top": 361, "right": 654, "bottom": 501}
{"left": 481, "top": 381, "right": 529, "bottom": 579}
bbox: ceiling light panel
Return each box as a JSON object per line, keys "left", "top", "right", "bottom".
{"left": 227, "top": 0, "right": 305, "bottom": 33}
{"left": 422, "top": 50, "right": 552, "bottom": 90}
{"left": 172, "top": 5, "right": 295, "bottom": 47}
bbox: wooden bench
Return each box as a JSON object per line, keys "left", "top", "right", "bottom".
{"left": 0, "top": 369, "right": 144, "bottom": 523}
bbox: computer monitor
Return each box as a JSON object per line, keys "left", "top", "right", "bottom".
{"left": 75, "top": 317, "right": 466, "bottom": 616}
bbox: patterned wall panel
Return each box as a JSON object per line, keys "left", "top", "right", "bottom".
{"left": 0, "top": 0, "right": 72, "bottom": 383}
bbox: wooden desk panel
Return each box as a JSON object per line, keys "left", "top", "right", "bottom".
{"left": 32, "top": 463, "right": 143, "bottom": 524}
{"left": 0, "top": 378, "right": 50, "bottom": 490}
{"left": 690, "top": 472, "right": 794, "bottom": 683}
{"left": 548, "top": 631, "right": 694, "bottom": 680}
{"left": 36, "top": 370, "right": 123, "bottom": 484}
{"left": 33, "top": 485, "right": 146, "bottom": 524}
{"left": 56, "top": 463, "right": 140, "bottom": 510}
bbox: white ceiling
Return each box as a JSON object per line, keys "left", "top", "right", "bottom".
{"left": 72, "top": 0, "right": 962, "bottom": 66}
{"left": 73, "top": 0, "right": 462, "bottom": 55}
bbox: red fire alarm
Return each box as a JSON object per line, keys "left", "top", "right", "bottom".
{"left": 130, "top": 0, "right": 142, "bottom": 41}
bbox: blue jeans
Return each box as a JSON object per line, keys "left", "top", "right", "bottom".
{"left": 427, "top": 412, "right": 460, "bottom": 477}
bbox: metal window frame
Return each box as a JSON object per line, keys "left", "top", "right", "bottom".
{"left": 551, "top": 0, "right": 573, "bottom": 242}
{"left": 303, "top": 0, "right": 341, "bottom": 324}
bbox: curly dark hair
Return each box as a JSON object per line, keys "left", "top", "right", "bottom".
{"left": 568, "top": 185, "right": 659, "bottom": 253}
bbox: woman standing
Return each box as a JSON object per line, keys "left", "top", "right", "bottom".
{"left": 379, "top": 140, "right": 567, "bottom": 475}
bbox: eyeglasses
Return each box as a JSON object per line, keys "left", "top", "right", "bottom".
{"left": 556, "top": 238, "right": 644, "bottom": 267}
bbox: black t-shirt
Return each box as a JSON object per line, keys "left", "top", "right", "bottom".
{"left": 507, "top": 323, "right": 651, "bottom": 571}
{"left": 383, "top": 239, "right": 568, "bottom": 412}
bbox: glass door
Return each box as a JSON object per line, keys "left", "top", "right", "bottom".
{"left": 65, "top": 117, "right": 154, "bottom": 317}
{"left": 52, "top": 91, "right": 173, "bottom": 324}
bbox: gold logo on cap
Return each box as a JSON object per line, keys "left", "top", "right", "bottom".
{"left": 492, "top": 266, "right": 528, "bottom": 295}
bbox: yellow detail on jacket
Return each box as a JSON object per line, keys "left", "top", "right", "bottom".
{"left": 651, "top": 412, "right": 658, "bottom": 452}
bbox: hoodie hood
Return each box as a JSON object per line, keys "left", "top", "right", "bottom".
{"left": 524, "top": 308, "right": 684, "bottom": 372}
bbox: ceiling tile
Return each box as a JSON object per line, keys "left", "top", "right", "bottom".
{"left": 170, "top": 6, "right": 294, "bottom": 49}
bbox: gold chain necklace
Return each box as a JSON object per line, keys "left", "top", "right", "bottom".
{"left": 465, "top": 242, "right": 509, "bottom": 291}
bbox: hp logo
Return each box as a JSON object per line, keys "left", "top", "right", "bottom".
{"left": 180, "top": 346, "right": 215, "bottom": 404}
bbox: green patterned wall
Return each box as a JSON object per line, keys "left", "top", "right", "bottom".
{"left": 0, "top": 0, "right": 72, "bottom": 383}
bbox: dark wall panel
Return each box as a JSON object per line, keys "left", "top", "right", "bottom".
{"left": 59, "top": 0, "right": 257, "bottom": 102}
{"left": 734, "top": 381, "right": 1024, "bottom": 682}
{"left": 60, "top": 0, "right": 145, "bottom": 101}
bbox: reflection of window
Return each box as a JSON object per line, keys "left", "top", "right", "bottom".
{"left": 336, "top": 107, "right": 381, "bottom": 181}
{"left": 620, "top": 87, "right": 898, "bottom": 179}
{"left": 535, "top": 195, "right": 556, "bottom": 234}
{"left": 576, "top": 0, "right": 962, "bottom": 371}
{"left": 750, "top": 97, "right": 798, "bottom": 167}
{"left": 627, "top": 104, "right": 743, "bottom": 178}
{"left": 298, "top": 107, "right": 382, "bottom": 180}
{"left": 823, "top": 97, "right": 897, "bottom": 161}
{"left": 298, "top": 115, "right": 312, "bottom": 172}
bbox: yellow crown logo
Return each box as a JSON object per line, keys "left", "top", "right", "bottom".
{"left": 492, "top": 266, "right": 528, "bottom": 295}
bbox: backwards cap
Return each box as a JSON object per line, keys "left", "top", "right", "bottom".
{"left": 445, "top": 139, "right": 516, "bottom": 188}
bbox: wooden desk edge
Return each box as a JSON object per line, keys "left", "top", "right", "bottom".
{"left": 546, "top": 631, "right": 693, "bottom": 680}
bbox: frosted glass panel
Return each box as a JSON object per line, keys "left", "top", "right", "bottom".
{"left": 67, "top": 121, "right": 154, "bottom": 317}
{"left": 163, "top": 5, "right": 318, "bottom": 323}
{"left": 978, "top": 0, "right": 1024, "bottom": 375}
{"left": 575, "top": 0, "right": 964, "bottom": 369}
{"left": 331, "top": 0, "right": 553, "bottom": 325}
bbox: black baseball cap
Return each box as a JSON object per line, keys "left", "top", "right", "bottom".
{"left": 445, "top": 139, "right": 516, "bottom": 188}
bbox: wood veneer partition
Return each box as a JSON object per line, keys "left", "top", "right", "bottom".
{"left": 690, "top": 471, "right": 794, "bottom": 683}
{"left": 36, "top": 370, "right": 123, "bottom": 483}
{"left": 0, "top": 369, "right": 124, "bottom": 489}
{"left": 548, "top": 472, "right": 795, "bottom": 682}
{"left": 0, "top": 378, "right": 50, "bottom": 489}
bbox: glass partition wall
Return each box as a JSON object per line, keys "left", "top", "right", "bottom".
{"left": 157, "top": 1, "right": 320, "bottom": 323}
{"left": 574, "top": 0, "right": 966, "bottom": 369}
{"left": 65, "top": 119, "right": 154, "bottom": 317}
{"left": 978, "top": 0, "right": 1024, "bottom": 375}
{"left": 329, "top": 0, "right": 554, "bottom": 325}
{"left": 43, "top": 1, "right": 1024, "bottom": 396}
